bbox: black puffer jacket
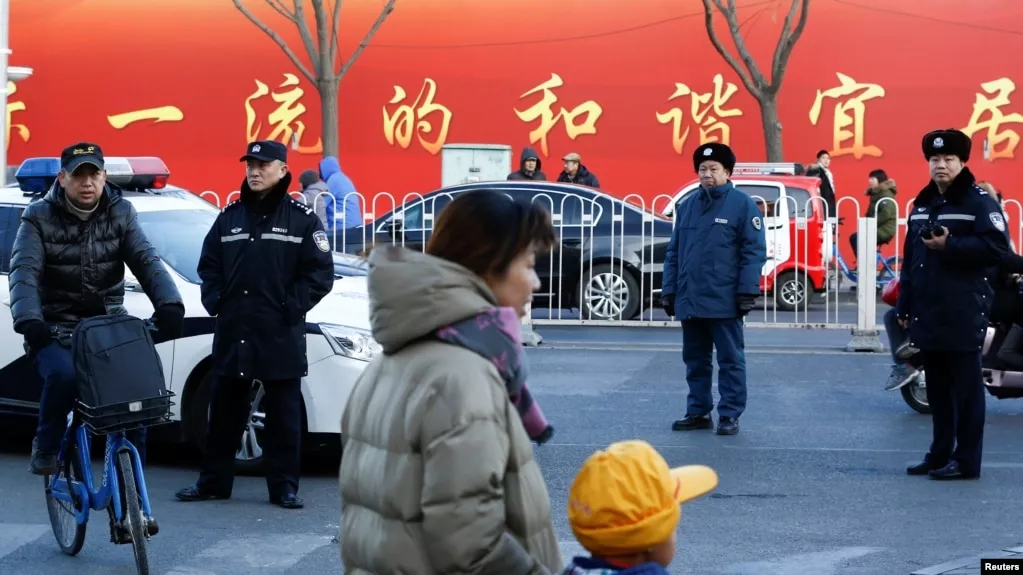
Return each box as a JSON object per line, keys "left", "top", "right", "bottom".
{"left": 9, "top": 183, "right": 184, "bottom": 332}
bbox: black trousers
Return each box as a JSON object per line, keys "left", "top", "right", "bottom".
{"left": 197, "top": 376, "right": 302, "bottom": 499}
{"left": 921, "top": 350, "right": 986, "bottom": 476}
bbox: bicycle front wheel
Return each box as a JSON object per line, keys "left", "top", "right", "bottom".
{"left": 44, "top": 442, "right": 87, "bottom": 556}
{"left": 117, "top": 450, "right": 149, "bottom": 575}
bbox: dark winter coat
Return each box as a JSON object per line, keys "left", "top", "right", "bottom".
{"left": 896, "top": 167, "right": 1010, "bottom": 351}
{"left": 197, "top": 172, "right": 335, "bottom": 380}
{"left": 662, "top": 181, "right": 767, "bottom": 319}
{"left": 507, "top": 147, "right": 547, "bottom": 181}
{"left": 557, "top": 164, "right": 600, "bottom": 188}
{"left": 9, "top": 183, "right": 183, "bottom": 332}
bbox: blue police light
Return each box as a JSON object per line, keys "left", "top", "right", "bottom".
{"left": 14, "top": 157, "right": 62, "bottom": 194}
{"left": 13, "top": 156, "right": 172, "bottom": 195}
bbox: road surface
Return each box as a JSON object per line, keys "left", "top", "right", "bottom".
{"left": 1, "top": 328, "right": 1020, "bottom": 574}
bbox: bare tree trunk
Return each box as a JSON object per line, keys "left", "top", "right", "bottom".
{"left": 320, "top": 78, "right": 340, "bottom": 158}
{"left": 758, "top": 94, "right": 784, "bottom": 162}
{"left": 699, "top": 0, "right": 809, "bottom": 162}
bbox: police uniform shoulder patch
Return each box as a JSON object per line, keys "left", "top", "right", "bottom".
{"left": 289, "top": 198, "right": 314, "bottom": 216}
{"left": 752, "top": 216, "right": 762, "bottom": 231}
{"left": 313, "top": 230, "right": 330, "bottom": 252}
{"left": 224, "top": 199, "right": 242, "bottom": 210}
{"left": 990, "top": 211, "right": 1006, "bottom": 232}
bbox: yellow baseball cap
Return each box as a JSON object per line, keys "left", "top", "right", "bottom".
{"left": 567, "top": 440, "right": 718, "bottom": 556}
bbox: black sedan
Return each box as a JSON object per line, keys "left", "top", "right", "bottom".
{"left": 335, "top": 181, "right": 675, "bottom": 321}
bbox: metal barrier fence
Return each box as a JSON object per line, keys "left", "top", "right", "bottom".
{"left": 195, "top": 186, "right": 1023, "bottom": 350}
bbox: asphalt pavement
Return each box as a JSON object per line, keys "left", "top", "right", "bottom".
{"left": 2, "top": 327, "right": 1022, "bottom": 574}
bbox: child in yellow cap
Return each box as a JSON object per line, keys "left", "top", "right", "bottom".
{"left": 563, "top": 440, "right": 718, "bottom": 574}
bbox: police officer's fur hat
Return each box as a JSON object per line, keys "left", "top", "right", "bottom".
{"left": 922, "top": 129, "right": 971, "bottom": 162}
{"left": 693, "top": 143, "right": 736, "bottom": 174}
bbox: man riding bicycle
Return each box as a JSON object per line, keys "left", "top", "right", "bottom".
{"left": 8, "top": 142, "right": 185, "bottom": 476}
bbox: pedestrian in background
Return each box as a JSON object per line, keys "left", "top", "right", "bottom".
{"left": 898, "top": 128, "right": 1009, "bottom": 480}
{"left": 175, "top": 140, "right": 334, "bottom": 508}
{"left": 661, "top": 143, "right": 767, "bottom": 436}
{"left": 848, "top": 169, "right": 898, "bottom": 261}
{"left": 298, "top": 169, "right": 330, "bottom": 231}
{"left": 319, "top": 156, "right": 363, "bottom": 235}
{"left": 557, "top": 152, "right": 600, "bottom": 188}
{"left": 339, "top": 189, "right": 562, "bottom": 574}
{"left": 806, "top": 149, "right": 837, "bottom": 219}
{"left": 508, "top": 147, "right": 547, "bottom": 181}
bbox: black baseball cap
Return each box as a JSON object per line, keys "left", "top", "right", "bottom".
{"left": 240, "top": 140, "right": 288, "bottom": 163}
{"left": 61, "top": 142, "right": 105, "bottom": 173}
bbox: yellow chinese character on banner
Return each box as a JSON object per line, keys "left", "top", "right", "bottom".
{"left": 107, "top": 106, "right": 184, "bottom": 129}
{"left": 244, "top": 73, "right": 323, "bottom": 154}
{"left": 655, "top": 73, "right": 743, "bottom": 155}
{"left": 809, "top": 72, "right": 886, "bottom": 159}
{"left": 514, "top": 73, "right": 602, "bottom": 157}
{"left": 962, "top": 77, "right": 1023, "bottom": 161}
{"left": 382, "top": 78, "right": 452, "bottom": 156}
{"left": 5, "top": 81, "right": 30, "bottom": 148}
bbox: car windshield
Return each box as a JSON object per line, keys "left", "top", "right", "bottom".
{"left": 135, "top": 209, "right": 218, "bottom": 284}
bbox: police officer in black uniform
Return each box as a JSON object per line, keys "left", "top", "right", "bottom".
{"left": 175, "top": 140, "right": 334, "bottom": 508}
{"left": 898, "top": 129, "right": 1009, "bottom": 480}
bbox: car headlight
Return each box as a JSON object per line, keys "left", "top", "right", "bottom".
{"left": 320, "top": 324, "right": 381, "bottom": 362}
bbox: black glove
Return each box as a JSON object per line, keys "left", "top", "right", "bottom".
{"left": 737, "top": 294, "right": 758, "bottom": 316}
{"left": 21, "top": 320, "right": 53, "bottom": 353}
{"left": 661, "top": 293, "right": 676, "bottom": 317}
{"left": 151, "top": 304, "right": 185, "bottom": 343}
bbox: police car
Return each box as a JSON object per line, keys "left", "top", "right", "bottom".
{"left": 0, "top": 157, "right": 376, "bottom": 473}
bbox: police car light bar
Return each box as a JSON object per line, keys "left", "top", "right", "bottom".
{"left": 15, "top": 156, "right": 171, "bottom": 194}
{"left": 731, "top": 162, "right": 806, "bottom": 176}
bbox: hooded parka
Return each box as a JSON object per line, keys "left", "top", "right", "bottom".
{"left": 339, "top": 247, "right": 562, "bottom": 575}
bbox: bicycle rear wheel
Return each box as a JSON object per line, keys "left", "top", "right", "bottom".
{"left": 44, "top": 442, "right": 87, "bottom": 555}
{"left": 117, "top": 450, "right": 149, "bottom": 575}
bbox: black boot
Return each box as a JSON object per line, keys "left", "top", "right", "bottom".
{"left": 906, "top": 456, "right": 946, "bottom": 476}
{"left": 671, "top": 414, "right": 713, "bottom": 431}
{"left": 29, "top": 437, "right": 58, "bottom": 476}
{"left": 716, "top": 417, "right": 739, "bottom": 436}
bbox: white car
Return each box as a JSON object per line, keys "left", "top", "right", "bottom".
{"left": 0, "top": 157, "right": 375, "bottom": 473}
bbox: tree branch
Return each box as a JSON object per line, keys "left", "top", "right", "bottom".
{"left": 700, "top": 0, "right": 763, "bottom": 100}
{"left": 265, "top": 0, "right": 295, "bottom": 21}
{"left": 716, "top": 0, "right": 769, "bottom": 88}
{"left": 291, "top": 0, "right": 324, "bottom": 78}
{"left": 768, "top": 0, "right": 810, "bottom": 93}
{"left": 309, "top": 0, "right": 334, "bottom": 82}
{"left": 337, "top": 0, "right": 397, "bottom": 78}
{"left": 329, "top": 0, "right": 343, "bottom": 74}
{"left": 233, "top": 0, "right": 317, "bottom": 83}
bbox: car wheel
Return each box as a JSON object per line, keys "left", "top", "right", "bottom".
{"left": 580, "top": 263, "right": 640, "bottom": 320}
{"left": 186, "top": 371, "right": 266, "bottom": 476}
{"left": 901, "top": 373, "right": 930, "bottom": 414}
{"left": 773, "top": 271, "right": 809, "bottom": 312}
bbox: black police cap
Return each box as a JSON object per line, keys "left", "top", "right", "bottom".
{"left": 693, "top": 142, "right": 736, "bottom": 174}
{"left": 240, "top": 140, "right": 288, "bottom": 164}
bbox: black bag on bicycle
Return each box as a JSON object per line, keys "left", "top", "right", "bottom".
{"left": 72, "top": 314, "right": 173, "bottom": 432}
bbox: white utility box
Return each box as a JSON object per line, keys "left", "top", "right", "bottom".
{"left": 441, "top": 143, "right": 513, "bottom": 187}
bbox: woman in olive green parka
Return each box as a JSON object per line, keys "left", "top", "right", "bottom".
{"left": 849, "top": 169, "right": 898, "bottom": 257}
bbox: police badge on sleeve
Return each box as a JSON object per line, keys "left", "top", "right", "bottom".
{"left": 990, "top": 212, "right": 1006, "bottom": 232}
{"left": 752, "top": 216, "right": 762, "bottom": 231}
{"left": 313, "top": 230, "right": 331, "bottom": 252}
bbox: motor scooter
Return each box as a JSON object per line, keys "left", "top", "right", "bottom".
{"left": 898, "top": 324, "right": 1023, "bottom": 414}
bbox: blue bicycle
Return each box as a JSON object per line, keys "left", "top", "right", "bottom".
{"left": 831, "top": 226, "right": 902, "bottom": 291}
{"left": 43, "top": 318, "right": 174, "bottom": 575}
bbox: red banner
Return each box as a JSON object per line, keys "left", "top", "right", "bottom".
{"left": 7, "top": 0, "right": 1023, "bottom": 220}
